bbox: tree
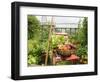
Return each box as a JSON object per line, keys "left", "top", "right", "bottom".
{"left": 28, "top": 15, "right": 41, "bottom": 39}
{"left": 77, "top": 17, "right": 88, "bottom": 46}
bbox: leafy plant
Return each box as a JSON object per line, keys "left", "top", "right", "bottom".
{"left": 28, "top": 55, "right": 37, "bottom": 65}
{"left": 51, "top": 35, "right": 65, "bottom": 48}
{"left": 76, "top": 45, "right": 87, "bottom": 57}
{"left": 28, "top": 39, "right": 45, "bottom": 65}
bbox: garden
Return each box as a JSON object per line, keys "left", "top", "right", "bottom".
{"left": 28, "top": 15, "right": 88, "bottom": 66}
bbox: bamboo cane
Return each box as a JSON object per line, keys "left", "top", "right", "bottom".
{"left": 45, "top": 17, "right": 54, "bottom": 65}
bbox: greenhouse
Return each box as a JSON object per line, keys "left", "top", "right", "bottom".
{"left": 38, "top": 16, "right": 83, "bottom": 34}
{"left": 28, "top": 15, "right": 88, "bottom": 66}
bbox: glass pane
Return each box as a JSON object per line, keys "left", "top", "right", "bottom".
{"left": 65, "top": 28, "right": 70, "bottom": 34}
{"left": 71, "top": 28, "right": 76, "bottom": 34}
{"left": 55, "top": 28, "right": 62, "bottom": 32}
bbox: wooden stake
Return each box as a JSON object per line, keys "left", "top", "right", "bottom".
{"left": 45, "top": 17, "right": 54, "bottom": 65}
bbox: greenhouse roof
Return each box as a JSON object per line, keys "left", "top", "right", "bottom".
{"left": 36, "top": 16, "right": 84, "bottom": 23}
{"left": 36, "top": 16, "right": 84, "bottom": 28}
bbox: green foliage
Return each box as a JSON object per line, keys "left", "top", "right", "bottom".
{"left": 40, "top": 25, "right": 50, "bottom": 42}
{"left": 77, "top": 17, "right": 88, "bottom": 46}
{"left": 28, "top": 16, "right": 51, "bottom": 65}
{"left": 69, "top": 17, "right": 88, "bottom": 59}
{"left": 76, "top": 17, "right": 88, "bottom": 58}
{"left": 28, "top": 39, "right": 45, "bottom": 65}
{"left": 28, "top": 15, "right": 43, "bottom": 65}
{"left": 76, "top": 45, "right": 87, "bottom": 57}
{"left": 71, "top": 18, "right": 87, "bottom": 45}
{"left": 69, "top": 34, "right": 78, "bottom": 44}
{"left": 51, "top": 35, "right": 65, "bottom": 48}
{"left": 69, "top": 17, "right": 88, "bottom": 46}
{"left": 28, "top": 55, "right": 37, "bottom": 65}
{"left": 56, "top": 61, "right": 72, "bottom": 65}
{"left": 28, "top": 15, "right": 41, "bottom": 39}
